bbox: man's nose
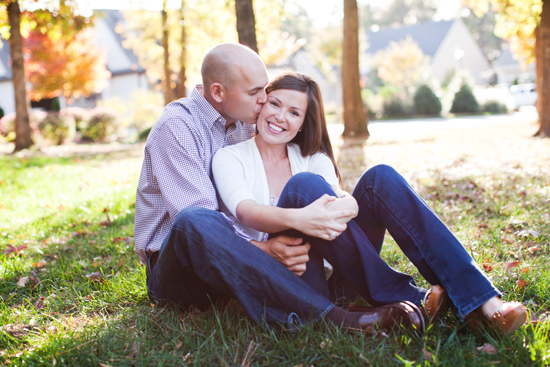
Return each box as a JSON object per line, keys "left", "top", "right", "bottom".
{"left": 257, "top": 89, "right": 267, "bottom": 104}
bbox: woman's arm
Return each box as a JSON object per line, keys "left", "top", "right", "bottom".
{"left": 236, "top": 194, "right": 353, "bottom": 241}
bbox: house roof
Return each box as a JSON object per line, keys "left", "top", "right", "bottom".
{"left": 0, "top": 39, "right": 12, "bottom": 81}
{"left": 493, "top": 47, "right": 520, "bottom": 68}
{"left": 95, "top": 9, "right": 146, "bottom": 75}
{"left": 0, "top": 9, "right": 144, "bottom": 82}
{"left": 365, "top": 20, "right": 456, "bottom": 57}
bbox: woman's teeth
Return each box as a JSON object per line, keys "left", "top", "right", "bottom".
{"left": 268, "top": 122, "right": 283, "bottom": 132}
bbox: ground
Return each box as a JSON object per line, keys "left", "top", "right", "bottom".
{"left": 0, "top": 113, "right": 549, "bottom": 366}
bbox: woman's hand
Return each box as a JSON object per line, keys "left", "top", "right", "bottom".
{"left": 251, "top": 236, "right": 310, "bottom": 276}
{"left": 293, "top": 194, "right": 356, "bottom": 241}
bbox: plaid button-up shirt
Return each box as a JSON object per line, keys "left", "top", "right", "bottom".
{"left": 134, "top": 86, "right": 256, "bottom": 264}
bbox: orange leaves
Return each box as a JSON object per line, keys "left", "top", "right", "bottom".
{"left": 505, "top": 261, "right": 520, "bottom": 276}
{"left": 482, "top": 258, "right": 492, "bottom": 272}
{"left": 516, "top": 279, "right": 529, "bottom": 288}
{"left": 113, "top": 237, "right": 133, "bottom": 245}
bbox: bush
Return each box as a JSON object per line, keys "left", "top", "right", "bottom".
{"left": 413, "top": 85, "right": 441, "bottom": 116}
{"left": 50, "top": 97, "right": 61, "bottom": 112}
{"left": 483, "top": 101, "right": 508, "bottom": 114}
{"left": 38, "top": 112, "right": 69, "bottom": 145}
{"left": 450, "top": 84, "right": 479, "bottom": 113}
{"left": 81, "top": 106, "right": 119, "bottom": 142}
{"left": 383, "top": 98, "right": 409, "bottom": 119}
{"left": 0, "top": 106, "right": 4, "bottom": 120}
{"left": 60, "top": 107, "right": 89, "bottom": 132}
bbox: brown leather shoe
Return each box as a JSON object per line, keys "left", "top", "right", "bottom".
{"left": 464, "top": 303, "right": 528, "bottom": 334}
{"left": 349, "top": 301, "right": 425, "bottom": 333}
{"left": 422, "top": 285, "right": 451, "bottom": 325}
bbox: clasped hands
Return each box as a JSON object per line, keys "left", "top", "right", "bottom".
{"left": 253, "top": 194, "right": 358, "bottom": 276}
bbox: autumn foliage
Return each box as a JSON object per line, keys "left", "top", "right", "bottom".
{"left": 24, "top": 27, "right": 110, "bottom": 101}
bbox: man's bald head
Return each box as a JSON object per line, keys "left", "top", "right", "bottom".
{"left": 201, "top": 43, "right": 264, "bottom": 91}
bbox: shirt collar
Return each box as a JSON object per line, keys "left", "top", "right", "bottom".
{"left": 190, "top": 85, "right": 226, "bottom": 129}
{"left": 190, "top": 84, "right": 247, "bottom": 133}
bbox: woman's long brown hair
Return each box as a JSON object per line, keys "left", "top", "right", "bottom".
{"left": 266, "top": 72, "right": 343, "bottom": 187}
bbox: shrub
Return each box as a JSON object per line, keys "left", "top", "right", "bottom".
{"left": 383, "top": 98, "right": 409, "bottom": 119}
{"left": 81, "top": 106, "right": 119, "bottom": 142}
{"left": 60, "top": 107, "right": 89, "bottom": 132}
{"left": 50, "top": 97, "right": 61, "bottom": 112}
{"left": 483, "top": 101, "right": 508, "bottom": 114}
{"left": 413, "top": 85, "right": 441, "bottom": 116}
{"left": 0, "top": 106, "right": 4, "bottom": 120}
{"left": 450, "top": 84, "right": 479, "bottom": 113}
{"left": 38, "top": 112, "right": 69, "bottom": 145}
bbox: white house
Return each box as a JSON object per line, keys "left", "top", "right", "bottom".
{"left": 0, "top": 10, "right": 148, "bottom": 115}
{"left": 364, "top": 19, "right": 491, "bottom": 85}
{"left": 493, "top": 43, "right": 536, "bottom": 86}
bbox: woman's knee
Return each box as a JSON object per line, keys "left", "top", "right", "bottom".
{"left": 281, "top": 173, "right": 334, "bottom": 207}
{"left": 358, "top": 164, "right": 400, "bottom": 187}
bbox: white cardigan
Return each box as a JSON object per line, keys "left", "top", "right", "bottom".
{"left": 212, "top": 137, "right": 339, "bottom": 241}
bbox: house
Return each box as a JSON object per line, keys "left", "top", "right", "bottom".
{"left": 364, "top": 19, "right": 491, "bottom": 85}
{"left": 493, "top": 43, "right": 536, "bottom": 86}
{"left": 0, "top": 10, "right": 148, "bottom": 115}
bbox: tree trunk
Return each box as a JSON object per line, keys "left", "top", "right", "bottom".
{"left": 535, "top": 1, "right": 550, "bottom": 137}
{"left": 161, "top": 0, "right": 173, "bottom": 105}
{"left": 342, "top": 0, "right": 369, "bottom": 138}
{"left": 176, "top": 0, "right": 187, "bottom": 99}
{"left": 235, "top": 0, "right": 258, "bottom": 53}
{"left": 7, "top": 1, "right": 33, "bottom": 151}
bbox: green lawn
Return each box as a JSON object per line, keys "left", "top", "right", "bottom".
{"left": 1, "top": 120, "right": 549, "bottom": 366}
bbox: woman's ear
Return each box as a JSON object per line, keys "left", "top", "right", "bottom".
{"left": 210, "top": 83, "right": 224, "bottom": 103}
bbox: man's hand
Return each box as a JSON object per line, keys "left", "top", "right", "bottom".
{"left": 251, "top": 236, "right": 310, "bottom": 276}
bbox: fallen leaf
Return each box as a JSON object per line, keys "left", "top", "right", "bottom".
{"left": 527, "top": 246, "right": 539, "bottom": 253}
{"left": 99, "top": 221, "right": 111, "bottom": 227}
{"left": 72, "top": 231, "right": 87, "bottom": 237}
{"left": 423, "top": 348, "right": 435, "bottom": 361}
{"left": 478, "top": 223, "right": 488, "bottom": 229}
{"left": 476, "top": 343, "right": 497, "bottom": 354}
{"left": 33, "top": 296, "right": 45, "bottom": 309}
{"left": 85, "top": 272, "right": 106, "bottom": 283}
{"left": 99, "top": 364, "right": 113, "bottom": 367}
{"left": 517, "top": 279, "right": 529, "bottom": 288}
{"left": 521, "top": 268, "right": 530, "bottom": 274}
{"left": 17, "top": 276, "right": 29, "bottom": 287}
{"left": 506, "top": 261, "right": 520, "bottom": 276}
{"left": 29, "top": 275, "right": 41, "bottom": 289}
{"left": 127, "top": 341, "right": 138, "bottom": 359}
{"left": 2, "top": 244, "right": 27, "bottom": 257}
{"left": 483, "top": 264, "right": 493, "bottom": 272}
{"left": 32, "top": 259, "right": 48, "bottom": 268}
{"left": 176, "top": 340, "right": 182, "bottom": 349}
{"left": 182, "top": 352, "right": 195, "bottom": 363}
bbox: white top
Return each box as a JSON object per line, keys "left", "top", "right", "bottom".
{"left": 212, "top": 137, "right": 339, "bottom": 241}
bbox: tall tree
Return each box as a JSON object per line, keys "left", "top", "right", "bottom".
{"left": 342, "top": 0, "right": 369, "bottom": 138}
{"left": 235, "top": 0, "right": 258, "bottom": 53}
{"left": 6, "top": 0, "right": 32, "bottom": 151}
{"left": 176, "top": 0, "right": 186, "bottom": 99}
{"left": 464, "top": 0, "right": 548, "bottom": 137}
{"left": 161, "top": 0, "right": 173, "bottom": 105}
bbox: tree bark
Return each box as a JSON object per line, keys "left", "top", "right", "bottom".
{"left": 342, "top": 0, "right": 369, "bottom": 138}
{"left": 235, "top": 0, "right": 258, "bottom": 53}
{"left": 176, "top": 0, "right": 187, "bottom": 99}
{"left": 161, "top": 0, "right": 173, "bottom": 105}
{"left": 535, "top": 1, "right": 550, "bottom": 137}
{"left": 7, "top": 1, "right": 33, "bottom": 151}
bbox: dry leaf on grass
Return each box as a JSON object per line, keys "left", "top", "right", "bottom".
{"left": 176, "top": 340, "right": 182, "bottom": 349}
{"left": 99, "top": 363, "right": 113, "bottom": 367}
{"left": 517, "top": 279, "right": 529, "bottom": 288}
{"left": 127, "top": 341, "right": 138, "bottom": 359}
{"left": 476, "top": 343, "right": 497, "bottom": 354}
{"left": 33, "top": 296, "right": 45, "bottom": 309}
{"left": 17, "top": 276, "right": 29, "bottom": 287}
{"left": 2, "top": 244, "right": 27, "bottom": 257}
{"left": 32, "top": 259, "right": 48, "bottom": 268}
{"left": 506, "top": 261, "right": 520, "bottom": 276}
{"left": 85, "top": 272, "right": 106, "bottom": 283}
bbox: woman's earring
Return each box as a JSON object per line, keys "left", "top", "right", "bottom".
{"left": 298, "top": 130, "right": 302, "bottom": 132}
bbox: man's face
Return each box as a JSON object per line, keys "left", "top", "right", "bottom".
{"left": 221, "top": 63, "right": 269, "bottom": 125}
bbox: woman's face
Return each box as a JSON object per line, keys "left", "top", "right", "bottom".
{"left": 256, "top": 88, "right": 308, "bottom": 146}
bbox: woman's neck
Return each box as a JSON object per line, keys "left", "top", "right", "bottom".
{"left": 254, "top": 134, "right": 288, "bottom": 163}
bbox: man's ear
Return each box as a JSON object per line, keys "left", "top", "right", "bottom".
{"left": 210, "top": 83, "right": 224, "bottom": 104}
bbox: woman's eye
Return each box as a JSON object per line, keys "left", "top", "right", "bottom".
{"left": 270, "top": 101, "right": 278, "bottom": 107}
{"left": 290, "top": 111, "right": 299, "bottom": 117}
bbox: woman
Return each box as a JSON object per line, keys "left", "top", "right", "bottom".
{"left": 212, "top": 72, "right": 528, "bottom": 334}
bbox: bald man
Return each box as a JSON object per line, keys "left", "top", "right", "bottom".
{"left": 134, "top": 43, "right": 419, "bottom": 331}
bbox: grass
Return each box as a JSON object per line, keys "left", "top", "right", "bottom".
{"left": 1, "top": 118, "right": 550, "bottom": 366}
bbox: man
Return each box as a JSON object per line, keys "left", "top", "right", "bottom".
{"left": 134, "top": 43, "right": 421, "bottom": 330}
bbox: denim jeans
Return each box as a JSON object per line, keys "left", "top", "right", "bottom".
{"left": 278, "top": 165, "right": 500, "bottom": 319}
{"left": 146, "top": 207, "right": 334, "bottom": 328}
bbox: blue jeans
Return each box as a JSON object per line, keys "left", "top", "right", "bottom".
{"left": 278, "top": 165, "right": 500, "bottom": 319}
{"left": 146, "top": 207, "right": 334, "bottom": 328}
